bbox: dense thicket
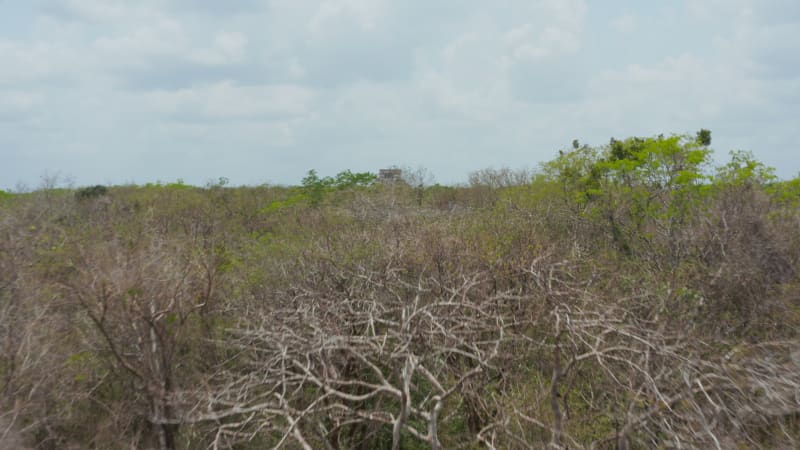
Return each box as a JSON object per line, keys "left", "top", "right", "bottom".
{"left": 1, "top": 134, "right": 799, "bottom": 449}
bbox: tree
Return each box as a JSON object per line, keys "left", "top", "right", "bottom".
{"left": 301, "top": 169, "right": 377, "bottom": 206}
{"left": 696, "top": 128, "right": 712, "bottom": 146}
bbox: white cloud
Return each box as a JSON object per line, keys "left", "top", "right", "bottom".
{"left": 187, "top": 31, "right": 248, "bottom": 66}
{"left": 588, "top": 53, "right": 750, "bottom": 123}
{"left": 411, "top": 0, "right": 588, "bottom": 120}
{"left": 505, "top": 24, "right": 578, "bottom": 61}
{"left": 286, "top": 59, "right": 307, "bottom": 80}
{"left": 59, "top": 0, "right": 131, "bottom": 21}
{"left": 504, "top": 0, "right": 586, "bottom": 61}
{"left": 92, "top": 17, "right": 188, "bottom": 65}
{"left": 0, "top": 90, "right": 45, "bottom": 122}
{"left": 688, "top": 0, "right": 800, "bottom": 26}
{"left": 145, "top": 81, "right": 316, "bottom": 120}
{"left": 0, "top": 40, "right": 85, "bottom": 86}
{"left": 413, "top": 31, "right": 514, "bottom": 122}
{"left": 308, "top": 0, "right": 388, "bottom": 36}
{"left": 611, "top": 13, "right": 637, "bottom": 33}
{"left": 714, "top": 22, "right": 800, "bottom": 80}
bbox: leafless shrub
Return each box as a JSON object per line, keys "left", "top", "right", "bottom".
{"left": 174, "top": 223, "right": 514, "bottom": 449}
{"left": 469, "top": 167, "right": 533, "bottom": 189}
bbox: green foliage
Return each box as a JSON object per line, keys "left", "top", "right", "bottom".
{"left": 259, "top": 191, "right": 306, "bottom": 213}
{"left": 696, "top": 128, "right": 712, "bottom": 146}
{"left": 598, "top": 133, "right": 711, "bottom": 189}
{"left": 541, "top": 144, "right": 602, "bottom": 206}
{"left": 539, "top": 132, "right": 716, "bottom": 263}
{"left": 165, "top": 178, "right": 193, "bottom": 190}
{"left": 715, "top": 150, "right": 776, "bottom": 186}
{"left": 302, "top": 169, "right": 376, "bottom": 191}
{"left": 333, "top": 169, "right": 377, "bottom": 188}
{"left": 300, "top": 168, "right": 377, "bottom": 206}
{"left": 300, "top": 169, "right": 330, "bottom": 206}
{"left": 769, "top": 177, "right": 800, "bottom": 206}
{"left": 75, "top": 185, "right": 108, "bottom": 200}
{"left": 0, "top": 189, "right": 13, "bottom": 203}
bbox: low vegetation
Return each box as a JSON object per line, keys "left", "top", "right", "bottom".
{"left": 1, "top": 132, "right": 798, "bottom": 449}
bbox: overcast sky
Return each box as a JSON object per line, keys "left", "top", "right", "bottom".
{"left": 1, "top": 0, "right": 798, "bottom": 188}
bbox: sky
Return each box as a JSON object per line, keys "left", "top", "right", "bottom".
{"left": 1, "top": 0, "right": 799, "bottom": 188}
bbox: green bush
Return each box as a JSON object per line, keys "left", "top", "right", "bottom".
{"left": 75, "top": 185, "right": 108, "bottom": 200}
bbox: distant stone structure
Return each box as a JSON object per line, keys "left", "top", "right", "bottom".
{"left": 378, "top": 168, "right": 402, "bottom": 184}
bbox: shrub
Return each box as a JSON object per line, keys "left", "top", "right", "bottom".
{"left": 75, "top": 185, "right": 108, "bottom": 200}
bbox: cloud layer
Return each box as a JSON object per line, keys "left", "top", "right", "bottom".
{"left": 1, "top": 0, "right": 799, "bottom": 187}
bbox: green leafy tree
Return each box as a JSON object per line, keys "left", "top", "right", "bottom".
{"left": 714, "top": 150, "right": 776, "bottom": 186}
{"left": 333, "top": 169, "right": 377, "bottom": 188}
{"left": 75, "top": 185, "right": 108, "bottom": 200}
{"left": 542, "top": 132, "right": 712, "bottom": 263}
{"left": 301, "top": 169, "right": 332, "bottom": 206}
{"left": 301, "top": 169, "right": 377, "bottom": 206}
{"left": 696, "top": 128, "right": 712, "bottom": 146}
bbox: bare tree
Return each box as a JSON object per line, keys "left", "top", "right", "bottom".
{"left": 478, "top": 253, "right": 800, "bottom": 449}
{"left": 52, "top": 229, "right": 222, "bottom": 449}
{"left": 170, "top": 224, "right": 514, "bottom": 449}
{"left": 469, "top": 167, "right": 532, "bottom": 189}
